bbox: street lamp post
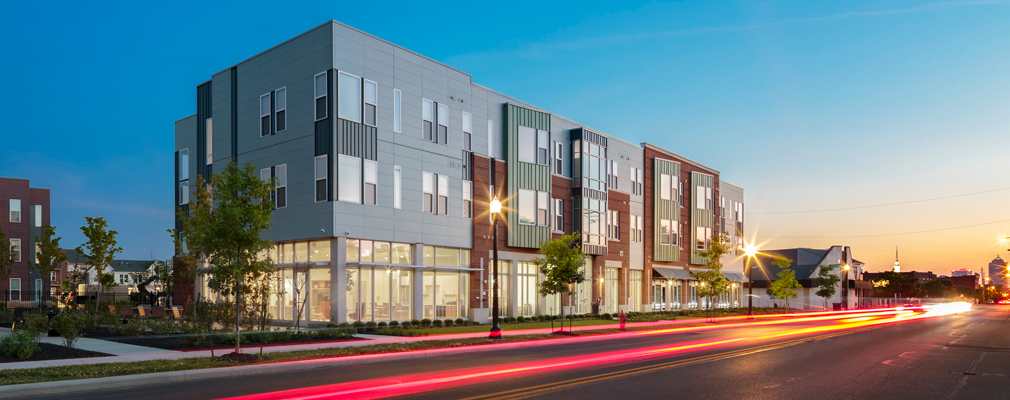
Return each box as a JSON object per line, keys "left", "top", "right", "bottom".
{"left": 843, "top": 264, "right": 850, "bottom": 310}
{"left": 489, "top": 195, "right": 502, "bottom": 339}
{"left": 743, "top": 244, "right": 759, "bottom": 317}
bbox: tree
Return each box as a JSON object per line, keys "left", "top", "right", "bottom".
{"left": 813, "top": 264, "right": 841, "bottom": 310}
{"left": 0, "top": 226, "right": 14, "bottom": 287}
{"left": 766, "top": 256, "right": 801, "bottom": 311}
{"left": 176, "top": 161, "right": 274, "bottom": 354}
{"left": 533, "top": 233, "right": 586, "bottom": 333}
{"left": 33, "top": 225, "right": 67, "bottom": 307}
{"left": 874, "top": 271, "right": 921, "bottom": 298}
{"left": 923, "top": 279, "right": 956, "bottom": 298}
{"left": 75, "top": 217, "right": 123, "bottom": 313}
{"left": 690, "top": 232, "right": 733, "bottom": 317}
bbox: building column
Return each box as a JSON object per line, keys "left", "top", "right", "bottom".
{"left": 331, "top": 237, "right": 345, "bottom": 323}
{"left": 413, "top": 242, "right": 424, "bottom": 320}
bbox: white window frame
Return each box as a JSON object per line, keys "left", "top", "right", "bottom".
{"left": 608, "top": 210, "right": 620, "bottom": 241}
{"left": 337, "top": 71, "right": 362, "bottom": 123}
{"left": 314, "top": 155, "right": 328, "bottom": 203}
{"left": 463, "top": 180, "right": 472, "bottom": 218}
{"left": 364, "top": 160, "right": 377, "bottom": 205}
{"left": 10, "top": 239, "right": 21, "bottom": 263}
{"left": 487, "top": 119, "right": 494, "bottom": 157}
{"left": 462, "top": 112, "right": 472, "bottom": 151}
{"left": 34, "top": 205, "right": 41, "bottom": 227}
{"left": 518, "top": 189, "right": 537, "bottom": 225}
{"left": 339, "top": 155, "right": 362, "bottom": 204}
{"left": 393, "top": 89, "right": 402, "bottom": 133}
{"left": 537, "top": 129, "right": 549, "bottom": 166}
{"left": 9, "top": 199, "right": 20, "bottom": 223}
{"left": 9, "top": 278, "right": 20, "bottom": 301}
{"left": 554, "top": 141, "right": 563, "bottom": 175}
{"left": 314, "top": 72, "right": 328, "bottom": 121}
{"left": 206, "top": 118, "right": 213, "bottom": 165}
{"left": 537, "top": 191, "right": 549, "bottom": 227}
{"left": 518, "top": 126, "right": 537, "bottom": 164}
{"left": 363, "top": 79, "right": 377, "bottom": 127}
{"left": 393, "top": 165, "right": 402, "bottom": 209}
{"left": 660, "top": 174, "right": 671, "bottom": 201}
{"left": 422, "top": 99, "right": 435, "bottom": 141}
{"left": 659, "top": 219, "right": 671, "bottom": 245}
{"left": 553, "top": 198, "right": 564, "bottom": 232}
{"left": 275, "top": 164, "right": 287, "bottom": 209}
{"left": 259, "top": 93, "right": 271, "bottom": 137}
{"left": 423, "top": 172, "right": 435, "bottom": 213}
{"left": 437, "top": 175, "right": 448, "bottom": 215}
{"left": 436, "top": 103, "right": 448, "bottom": 144}
{"left": 274, "top": 87, "right": 287, "bottom": 132}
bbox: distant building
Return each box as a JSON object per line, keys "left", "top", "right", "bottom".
{"left": 0, "top": 177, "right": 51, "bottom": 300}
{"left": 951, "top": 269, "right": 973, "bottom": 277}
{"left": 938, "top": 274, "right": 979, "bottom": 290}
{"left": 61, "top": 249, "right": 159, "bottom": 294}
{"left": 988, "top": 256, "right": 1007, "bottom": 288}
{"left": 748, "top": 246, "right": 863, "bottom": 310}
{"left": 862, "top": 270, "right": 937, "bottom": 285}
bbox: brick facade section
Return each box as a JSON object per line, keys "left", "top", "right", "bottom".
{"left": 0, "top": 177, "right": 51, "bottom": 297}
{"left": 642, "top": 145, "right": 720, "bottom": 306}
{"left": 550, "top": 175, "right": 573, "bottom": 240}
{"left": 597, "top": 190, "right": 630, "bottom": 309}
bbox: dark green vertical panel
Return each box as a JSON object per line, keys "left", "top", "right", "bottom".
{"left": 653, "top": 159, "right": 680, "bottom": 262}
{"left": 690, "top": 172, "right": 715, "bottom": 265}
{"left": 505, "top": 104, "right": 551, "bottom": 248}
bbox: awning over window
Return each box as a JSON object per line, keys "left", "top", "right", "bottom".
{"left": 723, "top": 271, "right": 746, "bottom": 282}
{"left": 653, "top": 266, "right": 693, "bottom": 280}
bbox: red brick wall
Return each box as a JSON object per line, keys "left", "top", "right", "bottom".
{"left": 597, "top": 190, "right": 630, "bottom": 307}
{"left": 0, "top": 178, "right": 35, "bottom": 297}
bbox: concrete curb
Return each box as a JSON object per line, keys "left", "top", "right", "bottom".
{"left": 2, "top": 330, "right": 620, "bottom": 399}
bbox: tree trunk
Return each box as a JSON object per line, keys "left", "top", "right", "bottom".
{"left": 234, "top": 283, "right": 241, "bottom": 354}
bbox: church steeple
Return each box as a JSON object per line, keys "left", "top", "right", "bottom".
{"left": 893, "top": 247, "right": 901, "bottom": 272}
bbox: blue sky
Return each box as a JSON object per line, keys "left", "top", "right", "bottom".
{"left": 2, "top": 1, "right": 1008, "bottom": 272}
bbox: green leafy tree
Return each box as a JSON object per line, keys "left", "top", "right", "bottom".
{"left": 923, "top": 279, "right": 955, "bottom": 298}
{"left": 766, "top": 256, "right": 801, "bottom": 310}
{"left": 33, "top": 225, "right": 67, "bottom": 307}
{"left": 874, "top": 270, "right": 921, "bottom": 298}
{"left": 75, "top": 216, "right": 123, "bottom": 313}
{"left": 0, "top": 226, "right": 14, "bottom": 286}
{"left": 690, "top": 232, "right": 733, "bottom": 317}
{"left": 533, "top": 233, "right": 587, "bottom": 332}
{"left": 813, "top": 264, "right": 841, "bottom": 310}
{"left": 176, "top": 161, "right": 275, "bottom": 353}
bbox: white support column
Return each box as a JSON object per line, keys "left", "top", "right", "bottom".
{"left": 331, "top": 237, "right": 345, "bottom": 323}
{"left": 413, "top": 242, "right": 424, "bottom": 321}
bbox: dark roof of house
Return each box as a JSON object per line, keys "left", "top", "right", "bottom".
{"left": 63, "top": 249, "right": 89, "bottom": 264}
{"left": 750, "top": 248, "right": 831, "bottom": 282}
{"left": 109, "top": 260, "right": 156, "bottom": 273}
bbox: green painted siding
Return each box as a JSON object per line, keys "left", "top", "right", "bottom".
{"left": 690, "top": 172, "right": 715, "bottom": 265}
{"left": 505, "top": 104, "right": 552, "bottom": 248}
{"left": 653, "top": 158, "right": 680, "bottom": 262}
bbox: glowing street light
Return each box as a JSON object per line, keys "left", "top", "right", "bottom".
{"left": 489, "top": 196, "right": 502, "bottom": 339}
{"left": 742, "top": 242, "right": 761, "bottom": 317}
{"left": 843, "top": 264, "right": 851, "bottom": 311}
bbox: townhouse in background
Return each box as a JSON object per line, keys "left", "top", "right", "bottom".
{"left": 0, "top": 177, "right": 51, "bottom": 301}
{"left": 748, "top": 246, "right": 864, "bottom": 310}
{"left": 61, "top": 249, "right": 161, "bottom": 295}
{"left": 174, "top": 20, "right": 747, "bottom": 325}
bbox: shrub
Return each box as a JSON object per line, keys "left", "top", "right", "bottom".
{"left": 148, "top": 319, "right": 177, "bottom": 335}
{"left": 420, "top": 319, "right": 431, "bottom": 327}
{"left": 377, "top": 322, "right": 388, "bottom": 329}
{"left": 411, "top": 319, "right": 421, "bottom": 328}
{"left": 272, "top": 329, "right": 294, "bottom": 342}
{"left": 389, "top": 321, "right": 399, "bottom": 328}
{"left": 602, "top": 313, "right": 612, "bottom": 320}
{"left": 51, "top": 312, "right": 86, "bottom": 348}
{"left": 516, "top": 316, "right": 525, "bottom": 323}
{"left": 338, "top": 322, "right": 351, "bottom": 328}
{"left": 352, "top": 321, "right": 366, "bottom": 333}
{"left": 313, "top": 328, "right": 352, "bottom": 340}
{"left": 432, "top": 319, "right": 443, "bottom": 327}
{"left": 220, "top": 333, "right": 236, "bottom": 345}
{"left": 118, "top": 321, "right": 147, "bottom": 336}
{"left": 22, "top": 312, "right": 50, "bottom": 343}
{"left": 186, "top": 332, "right": 207, "bottom": 347}
{"left": 0, "top": 303, "right": 12, "bottom": 323}
{"left": 326, "top": 323, "right": 338, "bottom": 328}
{"left": 455, "top": 318, "right": 464, "bottom": 326}
{"left": 443, "top": 319, "right": 454, "bottom": 327}
{"left": 0, "top": 331, "right": 38, "bottom": 360}
{"left": 365, "top": 321, "right": 377, "bottom": 332}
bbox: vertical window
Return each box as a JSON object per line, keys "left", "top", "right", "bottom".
{"left": 608, "top": 160, "right": 619, "bottom": 189}
{"left": 487, "top": 119, "right": 494, "bottom": 157}
{"left": 275, "top": 165, "right": 287, "bottom": 208}
{"left": 314, "top": 155, "right": 328, "bottom": 202}
{"left": 337, "top": 71, "right": 362, "bottom": 122}
{"left": 206, "top": 118, "right": 213, "bottom": 165}
{"left": 423, "top": 172, "right": 434, "bottom": 213}
{"left": 518, "top": 126, "right": 536, "bottom": 163}
{"left": 260, "top": 167, "right": 273, "bottom": 205}
{"left": 338, "top": 155, "right": 362, "bottom": 203}
{"left": 34, "top": 205, "right": 41, "bottom": 227}
{"left": 364, "top": 160, "right": 377, "bottom": 205}
{"left": 659, "top": 219, "right": 671, "bottom": 245}
{"left": 463, "top": 180, "right": 472, "bottom": 218}
{"left": 553, "top": 198, "right": 564, "bottom": 232}
{"left": 537, "top": 191, "right": 549, "bottom": 226}
{"left": 8, "top": 199, "right": 20, "bottom": 223}
{"left": 537, "top": 129, "right": 549, "bottom": 165}
{"left": 274, "top": 87, "right": 287, "bottom": 132}
{"left": 260, "top": 93, "right": 271, "bottom": 137}
{"left": 437, "top": 103, "right": 448, "bottom": 144}
{"left": 660, "top": 174, "right": 671, "bottom": 200}
{"left": 393, "top": 165, "right": 402, "bottom": 209}
{"left": 10, "top": 239, "right": 21, "bottom": 263}
{"left": 608, "top": 210, "right": 620, "bottom": 240}
{"left": 697, "top": 186, "right": 706, "bottom": 210}
{"left": 638, "top": 169, "right": 644, "bottom": 195}
{"left": 178, "top": 150, "right": 189, "bottom": 206}
{"left": 314, "top": 72, "right": 328, "bottom": 121}
{"left": 518, "top": 189, "right": 536, "bottom": 225}
{"left": 393, "top": 89, "right": 401, "bottom": 133}
{"left": 363, "top": 80, "right": 377, "bottom": 126}
{"left": 422, "top": 99, "right": 434, "bottom": 141}
{"left": 554, "top": 142, "right": 563, "bottom": 175}
{"left": 462, "top": 112, "right": 472, "bottom": 151}
{"left": 697, "top": 226, "right": 706, "bottom": 250}
{"left": 437, "top": 175, "right": 448, "bottom": 214}
{"left": 638, "top": 215, "right": 644, "bottom": 243}
{"left": 706, "top": 187, "right": 714, "bottom": 211}
{"left": 9, "top": 278, "right": 20, "bottom": 301}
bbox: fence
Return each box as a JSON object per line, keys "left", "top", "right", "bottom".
{"left": 0, "top": 290, "right": 136, "bottom": 310}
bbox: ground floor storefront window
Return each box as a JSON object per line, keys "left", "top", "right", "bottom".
{"left": 517, "top": 262, "right": 538, "bottom": 317}
{"left": 629, "top": 270, "right": 642, "bottom": 312}
{"left": 688, "top": 281, "right": 699, "bottom": 309}
{"left": 346, "top": 267, "right": 414, "bottom": 322}
{"left": 423, "top": 270, "right": 469, "bottom": 320}
{"left": 604, "top": 268, "right": 618, "bottom": 314}
{"left": 487, "top": 261, "right": 510, "bottom": 317}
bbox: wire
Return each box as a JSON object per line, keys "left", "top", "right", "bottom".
{"left": 749, "top": 187, "right": 1010, "bottom": 215}
{"left": 753, "top": 218, "right": 1010, "bottom": 239}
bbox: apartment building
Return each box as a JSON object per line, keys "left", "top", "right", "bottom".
{"left": 174, "top": 20, "right": 745, "bottom": 325}
{"left": 0, "top": 177, "right": 51, "bottom": 300}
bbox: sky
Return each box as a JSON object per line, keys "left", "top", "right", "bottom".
{"left": 1, "top": 0, "right": 1008, "bottom": 274}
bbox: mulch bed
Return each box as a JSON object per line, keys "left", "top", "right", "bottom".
{"left": 0, "top": 343, "right": 110, "bottom": 364}
{"left": 104, "top": 334, "right": 364, "bottom": 352}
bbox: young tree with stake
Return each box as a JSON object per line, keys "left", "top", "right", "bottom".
{"left": 76, "top": 217, "right": 123, "bottom": 313}
{"left": 690, "top": 232, "right": 733, "bottom": 317}
{"left": 814, "top": 264, "right": 841, "bottom": 310}
{"left": 533, "top": 233, "right": 586, "bottom": 333}
{"left": 34, "top": 225, "right": 67, "bottom": 307}
{"left": 766, "top": 255, "right": 801, "bottom": 311}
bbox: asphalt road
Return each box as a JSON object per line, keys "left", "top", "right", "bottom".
{"left": 46, "top": 306, "right": 1010, "bottom": 400}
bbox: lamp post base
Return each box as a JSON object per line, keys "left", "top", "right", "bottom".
{"left": 489, "top": 323, "right": 502, "bottom": 339}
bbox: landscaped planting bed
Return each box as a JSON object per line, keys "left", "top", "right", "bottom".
{"left": 0, "top": 343, "right": 109, "bottom": 364}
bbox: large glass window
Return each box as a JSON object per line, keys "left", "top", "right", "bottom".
{"left": 309, "top": 269, "right": 330, "bottom": 322}
{"left": 605, "top": 268, "right": 619, "bottom": 314}
{"left": 435, "top": 247, "right": 459, "bottom": 267}
{"left": 391, "top": 243, "right": 411, "bottom": 264}
{"left": 294, "top": 242, "right": 308, "bottom": 263}
{"left": 374, "top": 268, "right": 391, "bottom": 320}
{"left": 629, "top": 270, "right": 642, "bottom": 312}
{"left": 517, "top": 262, "right": 538, "bottom": 316}
{"left": 487, "top": 261, "right": 510, "bottom": 317}
{"left": 435, "top": 272, "right": 460, "bottom": 319}
{"left": 518, "top": 189, "right": 536, "bottom": 225}
{"left": 345, "top": 268, "right": 358, "bottom": 321}
{"left": 345, "top": 239, "right": 360, "bottom": 262}
{"left": 315, "top": 155, "right": 328, "bottom": 202}
{"left": 347, "top": 267, "right": 413, "bottom": 322}
{"left": 582, "top": 197, "right": 607, "bottom": 246}
{"left": 580, "top": 141, "right": 607, "bottom": 191}
{"left": 337, "top": 72, "right": 361, "bottom": 122}
{"left": 518, "top": 126, "right": 536, "bottom": 163}
{"left": 314, "top": 72, "right": 328, "bottom": 120}
{"left": 309, "top": 240, "right": 330, "bottom": 262}
{"left": 280, "top": 269, "right": 293, "bottom": 320}
{"left": 374, "top": 242, "right": 390, "bottom": 264}
{"left": 360, "top": 267, "right": 373, "bottom": 321}
{"left": 338, "top": 155, "right": 361, "bottom": 203}
{"left": 393, "top": 269, "right": 413, "bottom": 320}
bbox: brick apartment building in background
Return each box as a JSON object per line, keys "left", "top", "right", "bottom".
{"left": 0, "top": 177, "right": 51, "bottom": 301}
{"left": 174, "top": 20, "right": 747, "bottom": 325}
